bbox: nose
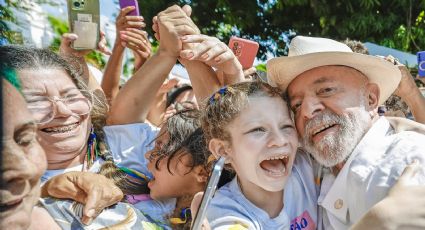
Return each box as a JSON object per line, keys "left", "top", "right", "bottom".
{"left": 1, "top": 143, "right": 37, "bottom": 191}
{"left": 299, "top": 96, "right": 324, "bottom": 120}
{"left": 53, "top": 99, "right": 74, "bottom": 117}
{"left": 267, "top": 128, "right": 289, "bottom": 148}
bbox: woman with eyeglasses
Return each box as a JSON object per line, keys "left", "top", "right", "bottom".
{"left": 0, "top": 41, "right": 180, "bottom": 224}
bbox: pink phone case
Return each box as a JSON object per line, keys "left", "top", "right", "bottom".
{"left": 228, "top": 37, "right": 259, "bottom": 69}
{"left": 119, "top": 0, "right": 140, "bottom": 16}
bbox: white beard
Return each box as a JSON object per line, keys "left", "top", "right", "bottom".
{"left": 301, "top": 107, "right": 371, "bottom": 167}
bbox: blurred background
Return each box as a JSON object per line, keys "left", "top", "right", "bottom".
{"left": 1, "top": 0, "right": 424, "bottom": 77}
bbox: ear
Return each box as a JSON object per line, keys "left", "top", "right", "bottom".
{"left": 193, "top": 166, "right": 209, "bottom": 183}
{"left": 365, "top": 83, "right": 380, "bottom": 111}
{"left": 208, "top": 138, "right": 232, "bottom": 161}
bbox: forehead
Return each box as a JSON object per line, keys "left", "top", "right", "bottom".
{"left": 18, "top": 68, "right": 76, "bottom": 92}
{"left": 287, "top": 65, "right": 367, "bottom": 95}
{"left": 230, "top": 95, "right": 291, "bottom": 127}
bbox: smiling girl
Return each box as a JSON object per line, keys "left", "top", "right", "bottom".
{"left": 201, "top": 81, "right": 318, "bottom": 229}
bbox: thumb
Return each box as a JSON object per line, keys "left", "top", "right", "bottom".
{"left": 394, "top": 159, "right": 420, "bottom": 189}
{"left": 182, "top": 5, "right": 192, "bottom": 17}
{"left": 190, "top": 191, "right": 204, "bottom": 218}
{"left": 81, "top": 188, "right": 99, "bottom": 225}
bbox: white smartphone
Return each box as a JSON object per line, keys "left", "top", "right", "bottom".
{"left": 191, "top": 157, "right": 226, "bottom": 230}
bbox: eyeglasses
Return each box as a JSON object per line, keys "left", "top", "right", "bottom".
{"left": 26, "top": 90, "right": 93, "bottom": 125}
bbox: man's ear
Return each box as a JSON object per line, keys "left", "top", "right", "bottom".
{"left": 208, "top": 138, "right": 231, "bottom": 160}
{"left": 366, "top": 83, "right": 380, "bottom": 110}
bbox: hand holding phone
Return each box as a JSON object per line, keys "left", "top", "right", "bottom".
{"left": 67, "top": 0, "right": 100, "bottom": 50}
{"left": 228, "top": 37, "right": 259, "bottom": 69}
{"left": 191, "top": 157, "right": 226, "bottom": 230}
{"left": 119, "top": 0, "right": 140, "bottom": 16}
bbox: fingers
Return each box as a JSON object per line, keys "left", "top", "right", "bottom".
{"left": 116, "top": 8, "right": 145, "bottom": 31}
{"left": 121, "top": 29, "right": 151, "bottom": 58}
{"left": 180, "top": 38, "right": 227, "bottom": 61}
{"left": 243, "top": 67, "right": 257, "bottom": 77}
{"left": 73, "top": 173, "right": 123, "bottom": 225}
{"left": 98, "top": 32, "right": 112, "bottom": 55}
{"left": 152, "top": 16, "right": 160, "bottom": 40}
{"left": 182, "top": 5, "right": 192, "bottom": 17}
{"left": 190, "top": 192, "right": 204, "bottom": 218}
{"left": 59, "top": 33, "right": 78, "bottom": 55}
{"left": 118, "top": 6, "right": 137, "bottom": 18}
{"left": 81, "top": 186, "right": 100, "bottom": 225}
{"left": 190, "top": 192, "right": 212, "bottom": 230}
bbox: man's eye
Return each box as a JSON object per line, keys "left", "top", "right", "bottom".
{"left": 291, "top": 102, "right": 301, "bottom": 112}
{"left": 318, "top": 87, "right": 336, "bottom": 95}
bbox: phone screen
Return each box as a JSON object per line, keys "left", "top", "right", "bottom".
{"left": 191, "top": 157, "right": 226, "bottom": 230}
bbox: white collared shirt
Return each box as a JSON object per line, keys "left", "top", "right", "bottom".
{"left": 318, "top": 117, "right": 425, "bottom": 230}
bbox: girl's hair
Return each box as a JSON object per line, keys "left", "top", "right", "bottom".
{"left": 153, "top": 107, "right": 211, "bottom": 174}
{"left": 0, "top": 45, "right": 147, "bottom": 195}
{"left": 201, "top": 81, "right": 285, "bottom": 144}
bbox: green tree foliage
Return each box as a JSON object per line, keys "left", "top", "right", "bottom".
{"left": 138, "top": 0, "right": 425, "bottom": 60}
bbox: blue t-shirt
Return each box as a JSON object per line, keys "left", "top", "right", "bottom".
{"left": 207, "top": 151, "right": 318, "bottom": 230}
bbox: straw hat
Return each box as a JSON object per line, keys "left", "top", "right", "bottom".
{"left": 267, "top": 36, "right": 401, "bottom": 104}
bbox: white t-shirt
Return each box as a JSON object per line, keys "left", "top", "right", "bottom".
{"left": 207, "top": 151, "right": 318, "bottom": 230}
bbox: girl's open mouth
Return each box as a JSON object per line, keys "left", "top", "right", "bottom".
{"left": 259, "top": 154, "right": 290, "bottom": 177}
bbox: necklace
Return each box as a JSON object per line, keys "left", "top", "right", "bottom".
{"left": 83, "top": 127, "right": 98, "bottom": 171}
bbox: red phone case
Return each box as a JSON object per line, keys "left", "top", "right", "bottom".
{"left": 228, "top": 37, "right": 259, "bottom": 69}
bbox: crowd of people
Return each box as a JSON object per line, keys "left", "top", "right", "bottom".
{"left": 2, "top": 4, "right": 425, "bottom": 230}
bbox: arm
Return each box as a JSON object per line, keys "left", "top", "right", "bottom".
{"left": 383, "top": 56, "right": 425, "bottom": 124}
{"left": 151, "top": 5, "right": 228, "bottom": 103}
{"left": 101, "top": 6, "right": 146, "bottom": 104}
{"left": 106, "top": 5, "right": 198, "bottom": 125}
{"left": 351, "top": 161, "right": 425, "bottom": 230}
{"left": 394, "top": 66, "right": 425, "bottom": 124}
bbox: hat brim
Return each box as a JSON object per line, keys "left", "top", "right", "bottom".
{"left": 267, "top": 52, "right": 401, "bottom": 105}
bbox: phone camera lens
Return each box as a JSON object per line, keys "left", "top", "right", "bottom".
{"left": 74, "top": 1, "right": 80, "bottom": 7}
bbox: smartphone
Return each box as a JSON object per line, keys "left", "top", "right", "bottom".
{"left": 67, "top": 0, "right": 100, "bottom": 50}
{"left": 418, "top": 51, "right": 425, "bottom": 78}
{"left": 191, "top": 157, "right": 226, "bottom": 230}
{"left": 228, "top": 37, "right": 259, "bottom": 69}
{"left": 119, "top": 0, "right": 140, "bottom": 16}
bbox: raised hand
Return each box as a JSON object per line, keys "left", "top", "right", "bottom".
{"left": 180, "top": 34, "right": 243, "bottom": 76}
{"left": 115, "top": 6, "right": 145, "bottom": 47}
{"left": 59, "top": 31, "right": 111, "bottom": 57}
{"left": 156, "top": 5, "right": 200, "bottom": 57}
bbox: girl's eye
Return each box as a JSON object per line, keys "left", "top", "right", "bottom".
{"left": 280, "top": 124, "right": 294, "bottom": 130}
{"left": 248, "top": 127, "right": 265, "bottom": 133}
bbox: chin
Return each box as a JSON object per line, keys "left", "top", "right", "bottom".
{"left": 0, "top": 200, "right": 33, "bottom": 230}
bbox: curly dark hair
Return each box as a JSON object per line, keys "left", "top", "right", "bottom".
{"left": 152, "top": 107, "right": 211, "bottom": 175}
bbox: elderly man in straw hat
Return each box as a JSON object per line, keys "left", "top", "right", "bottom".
{"left": 267, "top": 36, "right": 425, "bottom": 229}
